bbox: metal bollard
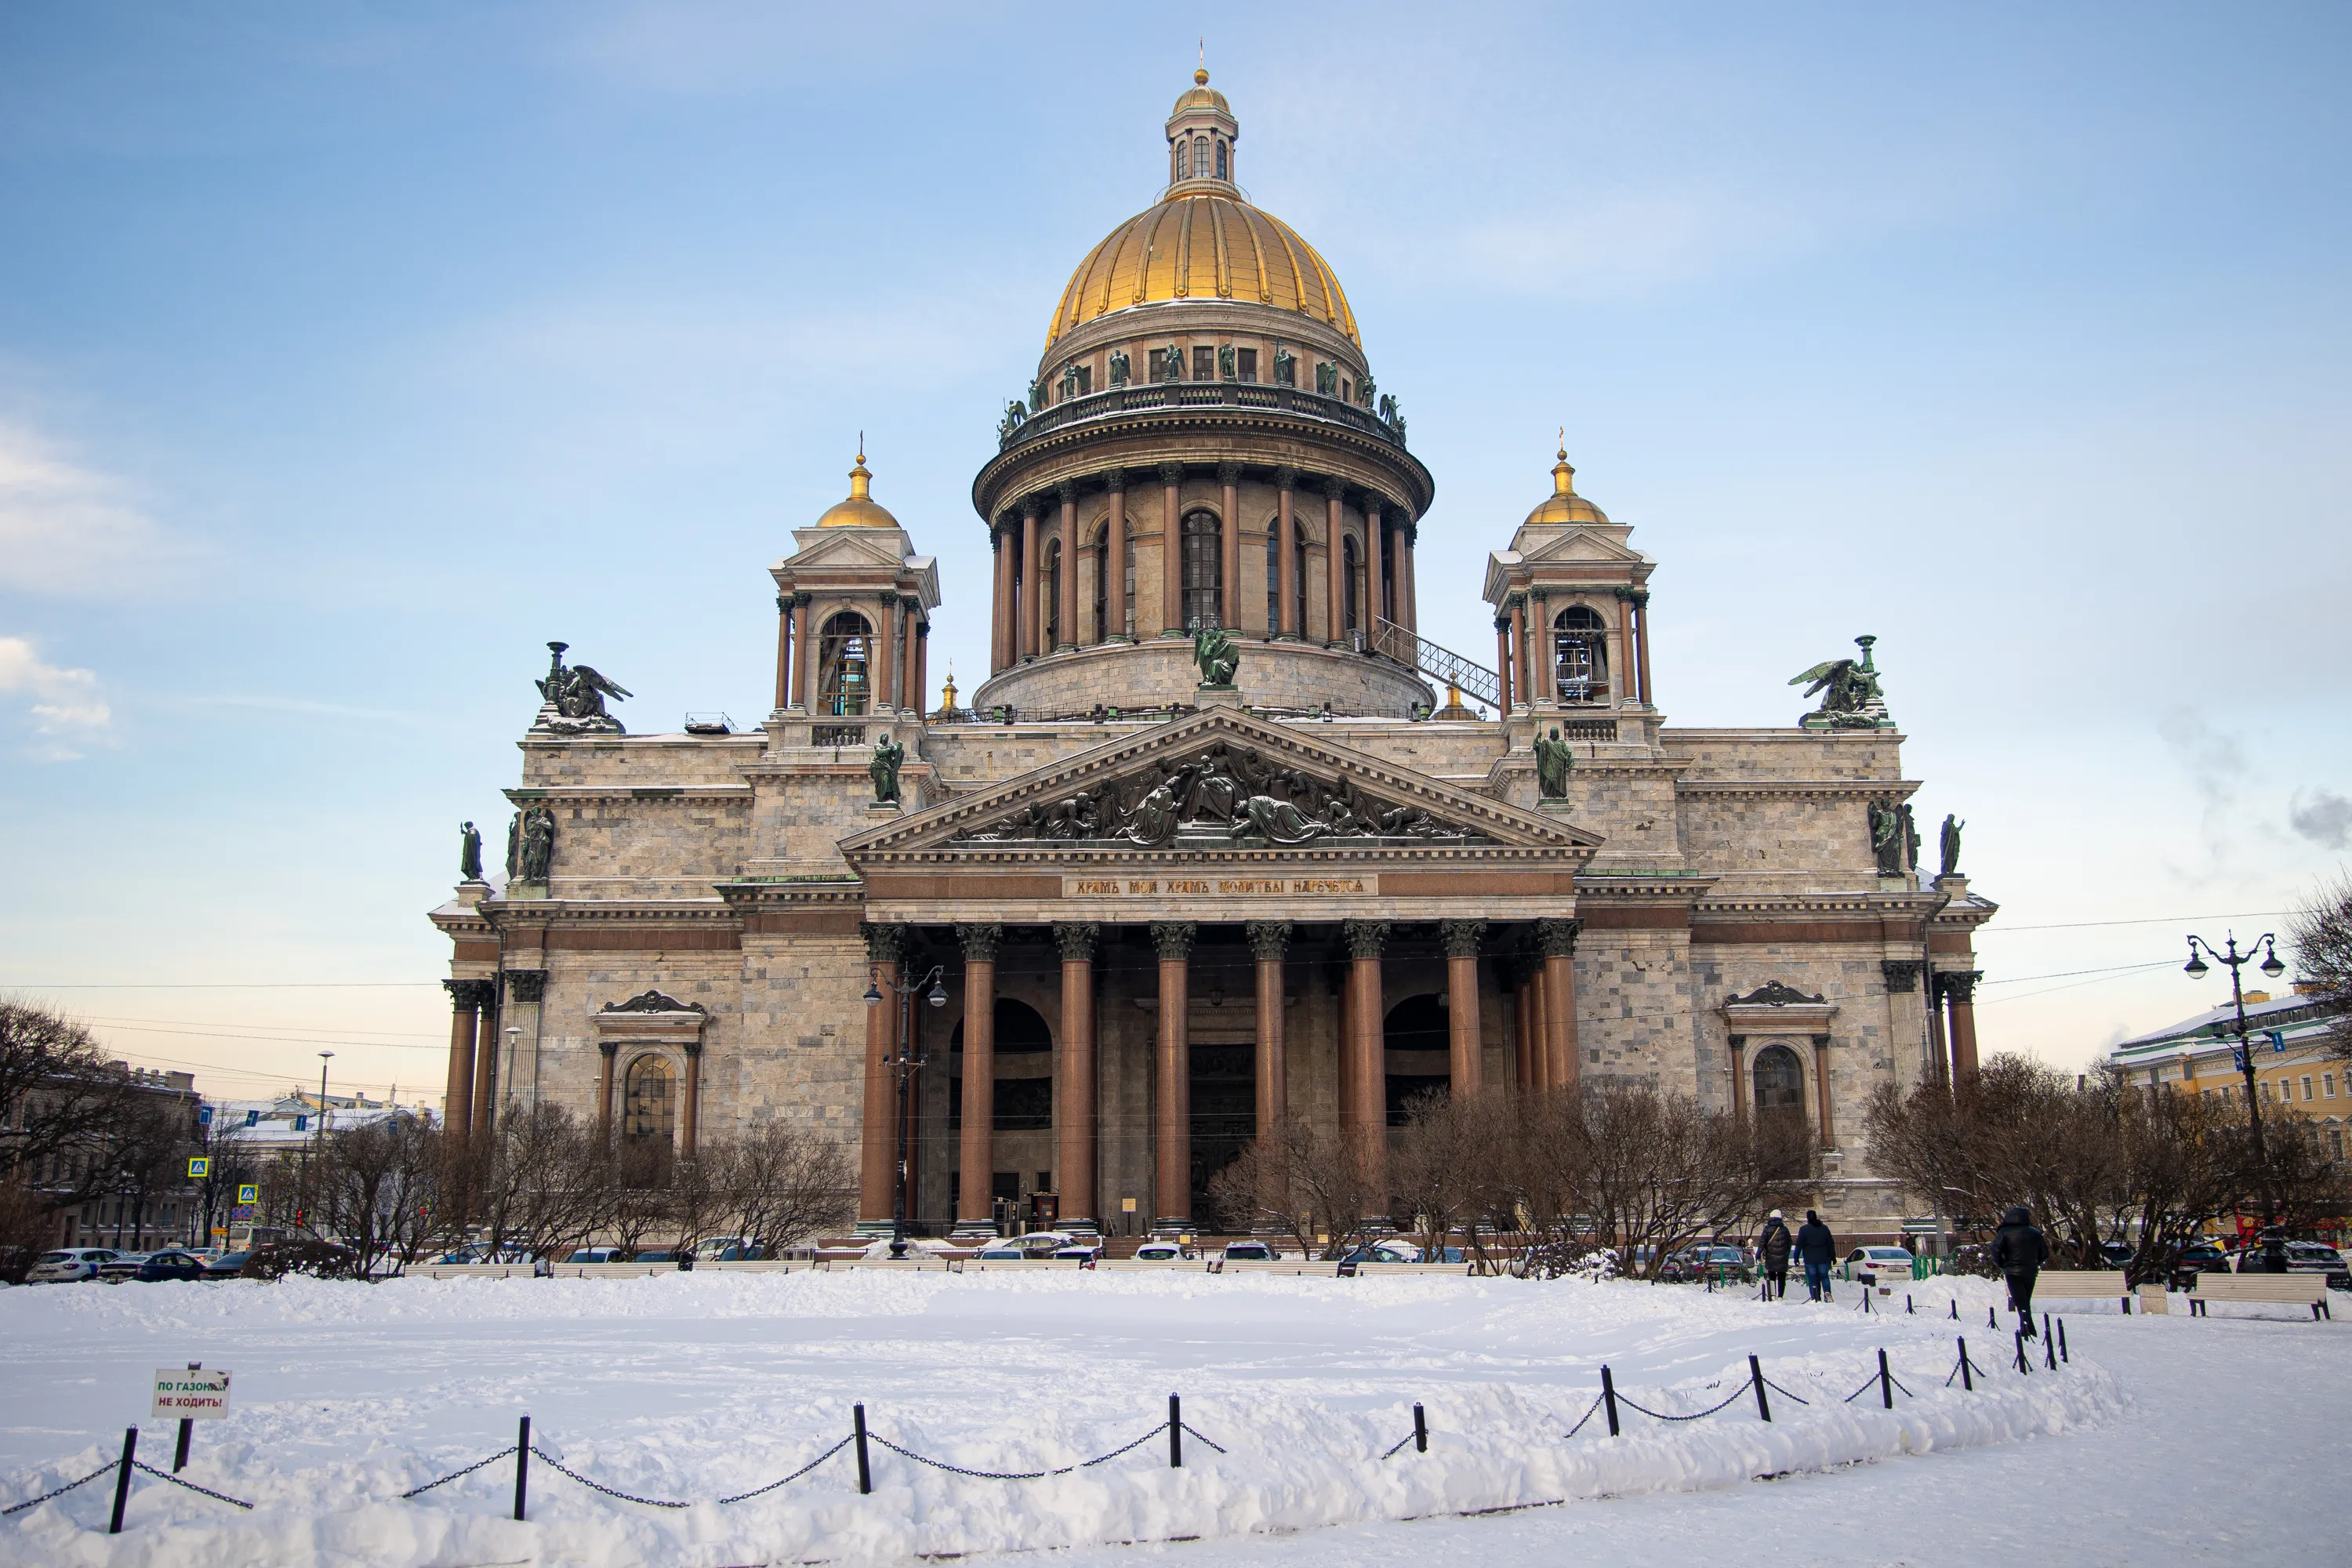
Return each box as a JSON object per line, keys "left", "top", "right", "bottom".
{"left": 1600, "top": 1365, "right": 1621, "bottom": 1437}
{"left": 1989, "top": 1305, "right": 1998, "bottom": 1329}
{"left": 852, "top": 1404, "right": 871, "bottom": 1495}
{"left": 108, "top": 1427, "right": 137, "bottom": 1535}
{"left": 175, "top": 1361, "right": 201, "bottom": 1473}
{"left": 2013, "top": 1330, "right": 2031, "bottom": 1375}
{"left": 1907, "top": 1294, "right": 1915, "bottom": 1314}
{"left": 1169, "top": 1394, "right": 1183, "bottom": 1468}
{"left": 1950, "top": 1299, "right": 1958, "bottom": 1319}
{"left": 513, "top": 1416, "right": 531, "bottom": 1522}
{"left": 1750, "top": 1354, "right": 1771, "bottom": 1423}
{"left": 2057, "top": 1317, "right": 2069, "bottom": 1363}
{"left": 1413, "top": 1403, "right": 1428, "bottom": 1454}
{"left": 1878, "top": 1348, "right": 1893, "bottom": 1409}
{"left": 2045, "top": 1316, "right": 2057, "bottom": 1369}
{"left": 1957, "top": 1336, "right": 1973, "bottom": 1392}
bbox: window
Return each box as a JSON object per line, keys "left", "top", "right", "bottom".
{"left": 818, "top": 610, "right": 873, "bottom": 715}
{"left": 1215, "top": 138, "right": 1228, "bottom": 179}
{"left": 2327, "top": 1073, "right": 2337, "bottom": 1099}
{"left": 1342, "top": 535, "right": 1360, "bottom": 633}
{"left": 1181, "top": 509, "right": 1223, "bottom": 628}
{"left": 1173, "top": 144, "right": 1184, "bottom": 183}
{"left": 1341, "top": 380, "right": 1351, "bottom": 404}
{"left": 2260, "top": 1081, "right": 2272, "bottom": 1102}
{"left": 1192, "top": 137, "right": 1210, "bottom": 178}
{"left": 1752, "top": 1044, "right": 1806, "bottom": 1112}
{"left": 1192, "top": 345, "right": 1216, "bottom": 381}
{"left": 1265, "top": 529, "right": 1279, "bottom": 637}
{"left": 622, "top": 1055, "right": 676, "bottom": 1144}
{"left": 1295, "top": 535, "right": 1308, "bottom": 632}
{"left": 2330, "top": 1127, "right": 2344, "bottom": 1160}
{"left": 2303, "top": 1075, "right": 2315, "bottom": 1102}
{"left": 1091, "top": 521, "right": 1134, "bottom": 642}
{"left": 1553, "top": 604, "right": 1610, "bottom": 703}
{"left": 1044, "top": 542, "right": 1062, "bottom": 649}
{"left": 1236, "top": 347, "right": 1258, "bottom": 383}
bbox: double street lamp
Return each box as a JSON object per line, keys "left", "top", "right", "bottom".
{"left": 2183, "top": 931, "right": 2287, "bottom": 1231}
{"left": 866, "top": 963, "right": 948, "bottom": 1259}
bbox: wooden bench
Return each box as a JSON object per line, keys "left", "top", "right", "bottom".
{"left": 2024, "top": 1270, "right": 2134, "bottom": 1312}
{"left": 2184, "top": 1273, "right": 2334, "bottom": 1319}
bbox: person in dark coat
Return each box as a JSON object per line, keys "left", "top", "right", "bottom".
{"left": 1759, "top": 1210, "right": 1793, "bottom": 1299}
{"left": 1794, "top": 1210, "right": 1836, "bottom": 1301}
{"left": 1990, "top": 1206, "right": 2049, "bottom": 1334}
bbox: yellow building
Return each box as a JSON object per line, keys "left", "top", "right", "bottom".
{"left": 2106, "top": 982, "right": 2349, "bottom": 1163}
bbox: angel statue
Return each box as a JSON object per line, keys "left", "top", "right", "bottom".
{"left": 535, "top": 642, "right": 633, "bottom": 734}
{"left": 1192, "top": 623, "right": 1240, "bottom": 687}
{"left": 1789, "top": 635, "right": 1886, "bottom": 728}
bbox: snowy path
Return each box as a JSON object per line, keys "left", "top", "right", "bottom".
{"left": 0, "top": 1269, "right": 2319, "bottom": 1565}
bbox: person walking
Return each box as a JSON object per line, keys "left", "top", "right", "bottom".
{"left": 1759, "top": 1210, "right": 1793, "bottom": 1300}
{"left": 1795, "top": 1210, "right": 1837, "bottom": 1302}
{"left": 1991, "top": 1205, "right": 2048, "bottom": 1334}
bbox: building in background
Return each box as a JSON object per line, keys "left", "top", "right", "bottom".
{"left": 2105, "top": 982, "right": 2348, "bottom": 1162}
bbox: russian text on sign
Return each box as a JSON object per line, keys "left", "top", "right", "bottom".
{"left": 151, "top": 1369, "right": 232, "bottom": 1420}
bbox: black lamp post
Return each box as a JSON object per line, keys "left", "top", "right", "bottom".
{"left": 2183, "top": 931, "right": 2288, "bottom": 1232}
{"left": 865, "top": 962, "right": 948, "bottom": 1258}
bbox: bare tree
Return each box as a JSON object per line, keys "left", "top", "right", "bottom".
{"left": 1207, "top": 1114, "right": 1383, "bottom": 1259}
{"left": 724, "top": 1121, "right": 855, "bottom": 1256}
{"left": 477, "top": 1104, "right": 604, "bottom": 1261}
{"left": 602, "top": 1135, "right": 673, "bottom": 1258}
{"left": 313, "top": 1113, "right": 445, "bottom": 1276}
{"left": 2288, "top": 871, "right": 2352, "bottom": 1065}
{"left": 1387, "top": 1090, "right": 1505, "bottom": 1260}
{"left": 0, "top": 998, "right": 141, "bottom": 1214}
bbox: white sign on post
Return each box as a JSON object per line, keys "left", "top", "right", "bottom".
{"left": 151, "top": 1368, "right": 231, "bottom": 1420}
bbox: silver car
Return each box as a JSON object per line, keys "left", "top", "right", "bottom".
{"left": 26, "top": 1248, "right": 118, "bottom": 1283}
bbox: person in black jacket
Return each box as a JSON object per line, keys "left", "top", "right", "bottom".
{"left": 1794, "top": 1210, "right": 1836, "bottom": 1301}
{"left": 1990, "top": 1205, "right": 2049, "bottom": 1334}
{"left": 1759, "top": 1210, "right": 1793, "bottom": 1299}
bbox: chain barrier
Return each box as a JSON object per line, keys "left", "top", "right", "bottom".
{"left": 1178, "top": 1424, "right": 1227, "bottom": 1456}
{"left": 0, "top": 1461, "right": 116, "bottom": 1517}
{"left": 399, "top": 1445, "right": 518, "bottom": 1499}
{"left": 716, "top": 1435, "right": 855, "bottom": 1505}
{"left": 869, "top": 1417, "right": 1181, "bottom": 1483}
{"left": 1760, "top": 1377, "right": 1812, "bottom": 1406}
{"left": 528, "top": 1447, "right": 691, "bottom": 1509}
{"left": 1559, "top": 1393, "right": 1606, "bottom": 1441}
{"left": 129, "top": 1461, "right": 254, "bottom": 1510}
{"left": 1381, "top": 1431, "right": 1417, "bottom": 1461}
{"left": 1614, "top": 1379, "right": 1758, "bottom": 1423}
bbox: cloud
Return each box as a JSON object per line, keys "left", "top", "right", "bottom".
{"left": 2289, "top": 787, "right": 2352, "bottom": 851}
{"left": 0, "top": 420, "right": 169, "bottom": 595}
{"left": 0, "top": 637, "right": 111, "bottom": 760}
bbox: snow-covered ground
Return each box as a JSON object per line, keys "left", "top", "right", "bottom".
{"left": 0, "top": 1267, "right": 2333, "bottom": 1566}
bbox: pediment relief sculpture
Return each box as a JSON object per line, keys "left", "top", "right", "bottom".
{"left": 599, "top": 989, "right": 709, "bottom": 1015}
{"left": 951, "top": 740, "right": 1487, "bottom": 848}
{"left": 1724, "top": 981, "right": 1827, "bottom": 1008}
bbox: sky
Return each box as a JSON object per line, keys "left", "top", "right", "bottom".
{"left": 1, "top": 2, "right": 2346, "bottom": 1109}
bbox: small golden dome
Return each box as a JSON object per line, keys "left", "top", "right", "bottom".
{"left": 1046, "top": 192, "right": 1358, "bottom": 350}
{"left": 1523, "top": 442, "right": 1610, "bottom": 528}
{"left": 1172, "top": 66, "right": 1230, "bottom": 116}
{"left": 816, "top": 444, "right": 902, "bottom": 528}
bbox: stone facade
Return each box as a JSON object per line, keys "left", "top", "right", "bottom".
{"left": 430, "top": 71, "right": 1995, "bottom": 1243}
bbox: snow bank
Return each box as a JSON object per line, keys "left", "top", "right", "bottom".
{"left": 0, "top": 1270, "right": 2122, "bottom": 1566}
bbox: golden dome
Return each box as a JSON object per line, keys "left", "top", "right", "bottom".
{"left": 1523, "top": 445, "right": 1610, "bottom": 528}
{"left": 816, "top": 445, "right": 901, "bottom": 528}
{"left": 1173, "top": 66, "right": 1230, "bottom": 116}
{"left": 1045, "top": 191, "right": 1359, "bottom": 350}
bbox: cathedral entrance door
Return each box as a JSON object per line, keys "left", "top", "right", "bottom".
{"left": 1188, "top": 1038, "right": 1255, "bottom": 1224}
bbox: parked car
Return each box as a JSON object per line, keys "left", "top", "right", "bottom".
{"left": 562, "top": 1247, "right": 625, "bottom": 1264}
{"left": 632, "top": 1247, "right": 679, "bottom": 1263}
{"left": 1337, "top": 1241, "right": 1423, "bottom": 1265}
{"left": 1219, "top": 1240, "right": 1280, "bottom": 1263}
{"left": 1839, "top": 1245, "right": 1918, "bottom": 1284}
{"left": 2230, "top": 1241, "right": 2351, "bottom": 1288}
{"left": 133, "top": 1250, "right": 209, "bottom": 1283}
{"left": 2099, "top": 1240, "right": 2134, "bottom": 1268}
{"left": 1131, "top": 1240, "right": 1190, "bottom": 1261}
{"left": 25, "top": 1248, "right": 117, "bottom": 1283}
{"left": 973, "top": 1241, "right": 1030, "bottom": 1261}
{"left": 203, "top": 1250, "right": 252, "bottom": 1279}
{"left": 701, "top": 1242, "right": 767, "bottom": 1261}
{"left": 96, "top": 1253, "right": 154, "bottom": 1282}
{"left": 1661, "top": 1245, "right": 1752, "bottom": 1283}
{"left": 1051, "top": 1241, "right": 1103, "bottom": 1262}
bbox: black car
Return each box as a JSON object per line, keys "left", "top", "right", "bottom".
{"left": 202, "top": 1250, "right": 252, "bottom": 1279}
{"left": 134, "top": 1250, "right": 209, "bottom": 1283}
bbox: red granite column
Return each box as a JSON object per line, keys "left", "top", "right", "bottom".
{"left": 1054, "top": 923, "right": 1098, "bottom": 1231}
{"left": 596, "top": 1042, "right": 617, "bottom": 1144}
{"left": 1152, "top": 922, "right": 1195, "bottom": 1228}
{"left": 1105, "top": 472, "right": 1127, "bottom": 641}
{"left": 772, "top": 593, "right": 792, "bottom": 713}
{"left": 1323, "top": 481, "right": 1346, "bottom": 644}
{"left": 1729, "top": 1036, "right": 1749, "bottom": 1119}
{"left": 1364, "top": 500, "right": 1386, "bottom": 629}
{"left": 1539, "top": 919, "right": 1581, "bottom": 1094}
{"left": 1495, "top": 619, "right": 1514, "bottom": 720}
{"left": 1633, "top": 590, "right": 1655, "bottom": 707}
{"left": 991, "top": 526, "right": 1011, "bottom": 673}
{"left": 1512, "top": 598, "right": 1531, "bottom": 706}
{"left": 1443, "top": 921, "right": 1485, "bottom": 1099}
{"left": 901, "top": 610, "right": 920, "bottom": 718}
{"left": 794, "top": 594, "right": 817, "bottom": 710}
{"left": 1019, "top": 505, "right": 1041, "bottom": 659}
{"left": 858, "top": 925, "right": 902, "bottom": 1223}
{"left": 957, "top": 924, "right": 1001, "bottom": 1229}
{"left": 1159, "top": 463, "right": 1185, "bottom": 636}
{"left": 680, "top": 1043, "right": 703, "bottom": 1156}
{"left": 1248, "top": 921, "right": 1290, "bottom": 1135}
{"left": 1217, "top": 463, "right": 1240, "bottom": 633}
{"left": 1512, "top": 963, "right": 1535, "bottom": 1091}
{"left": 1345, "top": 920, "right": 1390, "bottom": 1210}
{"left": 441, "top": 980, "right": 479, "bottom": 1139}
{"left": 1531, "top": 593, "right": 1554, "bottom": 704}
{"left": 1813, "top": 1036, "right": 1835, "bottom": 1151}
{"left": 1945, "top": 972, "right": 1983, "bottom": 1091}
{"left": 1056, "top": 482, "right": 1080, "bottom": 651}
{"left": 1399, "top": 521, "right": 1418, "bottom": 634}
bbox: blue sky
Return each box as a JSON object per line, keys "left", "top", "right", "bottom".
{"left": 2, "top": 3, "right": 2346, "bottom": 1105}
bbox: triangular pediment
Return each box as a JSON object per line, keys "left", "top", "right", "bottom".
{"left": 774, "top": 527, "right": 911, "bottom": 574}
{"left": 840, "top": 708, "right": 1601, "bottom": 860}
{"left": 1520, "top": 525, "right": 1646, "bottom": 564}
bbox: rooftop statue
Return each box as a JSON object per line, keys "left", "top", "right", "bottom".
{"left": 534, "top": 641, "right": 632, "bottom": 734}
{"left": 518, "top": 803, "right": 556, "bottom": 882}
{"left": 458, "top": 821, "right": 483, "bottom": 882}
{"left": 1109, "top": 348, "right": 1131, "bottom": 387}
{"left": 1939, "top": 813, "right": 1965, "bottom": 880}
{"left": 869, "top": 735, "right": 906, "bottom": 806}
{"left": 1192, "top": 623, "right": 1240, "bottom": 687}
{"left": 1533, "top": 726, "right": 1574, "bottom": 800}
{"left": 1789, "top": 635, "right": 1888, "bottom": 728}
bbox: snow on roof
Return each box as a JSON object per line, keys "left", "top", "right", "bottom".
{"left": 2107, "top": 990, "right": 2342, "bottom": 1054}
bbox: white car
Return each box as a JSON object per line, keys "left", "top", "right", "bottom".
{"left": 1219, "top": 1240, "right": 1281, "bottom": 1263}
{"left": 26, "top": 1248, "right": 118, "bottom": 1283}
{"left": 1131, "top": 1240, "right": 1190, "bottom": 1261}
{"left": 1840, "top": 1246, "right": 1918, "bottom": 1285}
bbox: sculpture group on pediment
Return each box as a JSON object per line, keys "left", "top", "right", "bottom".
{"left": 954, "top": 742, "right": 1482, "bottom": 848}
{"left": 533, "top": 641, "right": 631, "bottom": 735}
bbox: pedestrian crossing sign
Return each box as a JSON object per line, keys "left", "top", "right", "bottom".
{"left": 188, "top": 1156, "right": 210, "bottom": 1178}
{"left": 238, "top": 1184, "right": 258, "bottom": 1204}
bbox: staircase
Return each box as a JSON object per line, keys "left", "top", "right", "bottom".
{"left": 1368, "top": 618, "right": 1503, "bottom": 711}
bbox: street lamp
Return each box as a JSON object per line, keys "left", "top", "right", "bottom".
{"left": 866, "top": 961, "right": 949, "bottom": 1258}
{"left": 2183, "top": 931, "right": 2288, "bottom": 1234}
{"left": 316, "top": 1052, "right": 335, "bottom": 1142}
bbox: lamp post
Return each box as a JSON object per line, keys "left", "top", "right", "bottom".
{"left": 2183, "top": 931, "right": 2288, "bottom": 1232}
{"left": 315, "top": 1052, "right": 335, "bottom": 1145}
{"left": 865, "top": 962, "right": 948, "bottom": 1259}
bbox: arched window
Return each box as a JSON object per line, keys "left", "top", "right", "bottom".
{"left": 1214, "top": 139, "right": 1228, "bottom": 179}
{"left": 1264, "top": 529, "right": 1279, "bottom": 636}
{"left": 622, "top": 1054, "right": 676, "bottom": 1145}
{"left": 1092, "top": 524, "right": 1109, "bottom": 644}
{"left": 1295, "top": 535, "right": 1309, "bottom": 632}
{"left": 1553, "top": 604, "right": 1610, "bottom": 704}
{"left": 1173, "top": 143, "right": 1184, "bottom": 183}
{"left": 1383, "top": 993, "right": 1450, "bottom": 1126}
{"left": 1752, "top": 1044, "right": 1806, "bottom": 1115}
{"left": 1181, "top": 509, "right": 1222, "bottom": 629}
{"left": 1044, "top": 540, "right": 1062, "bottom": 650}
{"left": 1192, "top": 136, "right": 1211, "bottom": 179}
{"left": 818, "top": 610, "right": 873, "bottom": 716}
{"left": 949, "top": 999, "right": 1054, "bottom": 1134}
{"left": 1341, "top": 535, "right": 1361, "bottom": 633}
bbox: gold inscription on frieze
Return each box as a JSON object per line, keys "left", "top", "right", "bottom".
{"left": 1060, "top": 874, "right": 1376, "bottom": 899}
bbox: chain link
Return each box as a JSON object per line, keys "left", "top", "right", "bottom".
{"left": 1560, "top": 1392, "right": 1606, "bottom": 1440}
{"left": 1761, "top": 1377, "right": 1813, "bottom": 1406}
{"left": 1615, "top": 1380, "right": 1755, "bottom": 1423}
{"left": 1178, "top": 1423, "right": 1227, "bottom": 1455}
{"left": 400, "top": 1445, "right": 518, "bottom": 1498}
{"left": 130, "top": 1461, "right": 255, "bottom": 1510}
{"left": 528, "top": 1446, "right": 691, "bottom": 1508}
{"left": 717, "top": 1435, "right": 855, "bottom": 1505}
{"left": 0, "top": 1461, "right": 116, "bottom": 1517}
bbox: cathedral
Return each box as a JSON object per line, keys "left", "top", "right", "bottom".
{"left": 431, "top": 71, "right": 1995, "bottom": 1241}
